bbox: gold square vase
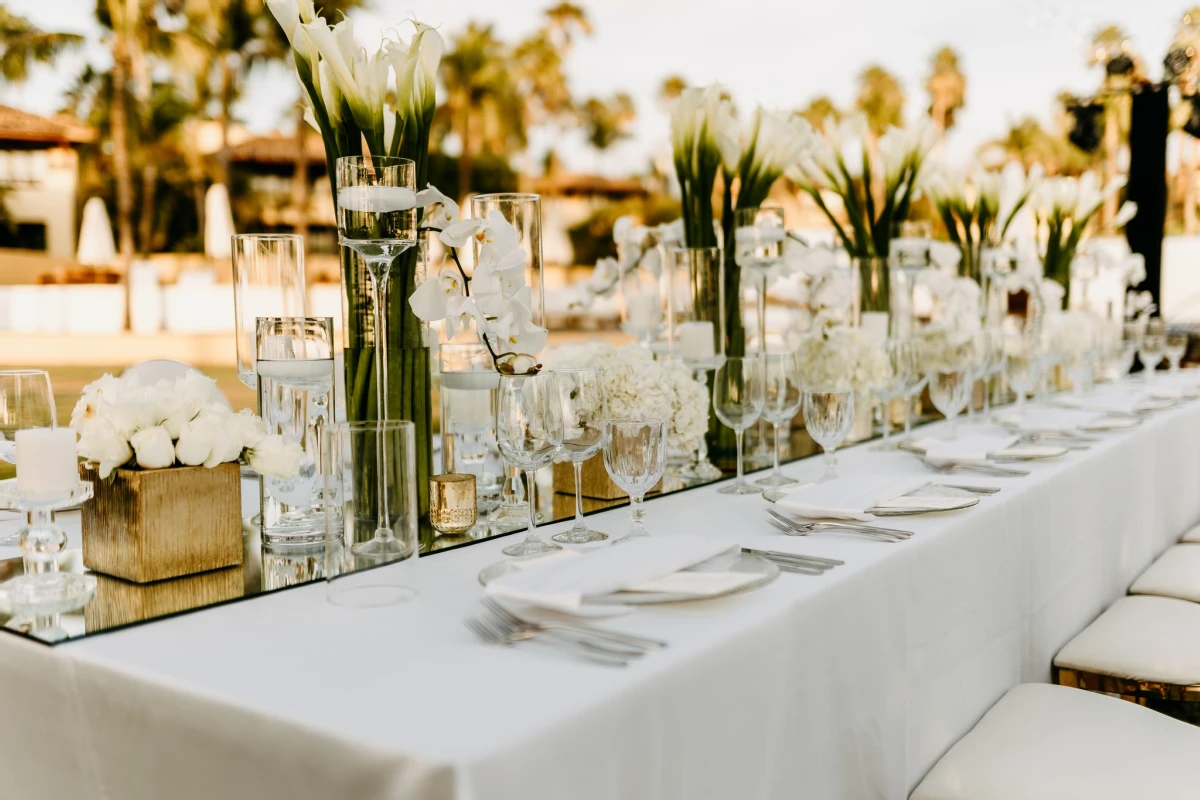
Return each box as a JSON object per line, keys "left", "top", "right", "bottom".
{"left": 552, "top": 454, "right": 663, "bottom": 501}
{"left": 82, "top": 463, "right": 243, "bottom": 583}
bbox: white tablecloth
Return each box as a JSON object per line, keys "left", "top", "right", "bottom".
{"left": 2, "top": 383, "right": 1199, "bottom": 800}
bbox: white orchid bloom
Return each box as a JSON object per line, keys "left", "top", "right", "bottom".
{"left": 439, "top": 210, "right": 519, "bottom": 259}
{"left": 444, "top": 295, "right": 488, "bottom": 340}
{"left": 415, "top": 184, "right": 458, "bottom": 230}
{"left": 488, "top": 298, "right": 548, "bottom": 357}
{"left": 408, "top": 266, "right": 465, "bottom": 322}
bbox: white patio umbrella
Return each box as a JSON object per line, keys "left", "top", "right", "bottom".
{"left": 204, "top": 183, "right": 236, "bottom": 259}
{"left": 76, "top": 196, "right": 117, "bottom": 266}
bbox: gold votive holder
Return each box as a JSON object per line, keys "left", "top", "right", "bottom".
{"left": 430, "top": 474, "right": 477, "bottom": 536}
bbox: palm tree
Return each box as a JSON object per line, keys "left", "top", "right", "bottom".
{"left": 0, "top": 4, "right": 82, "bottom": 84}
{"left": 657, "top": 74, "right": 687, "bottom": 109}
{"left": 926, "top": 46, "right": 965, "bottom": 138}
{"left": 855, "top": 64, "right": 904, "bottom": 138}
{"left": 511, "top": 5, "right": 592, "bottom": 130}
{"left": 581, "top": 91, "right": 635, "bottom": 153}
{"left": 1087, "top": 24, "right": 1136, "bottom": 225}
{"left": 542, "top": 2, "right": 592, "bottom": 51}
{"left": 797, "top": 95, "right": 840, "bottom": 132}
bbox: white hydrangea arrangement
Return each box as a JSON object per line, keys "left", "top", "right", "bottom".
{"left": 71, "top": 372, "right": 302, "bottom": 480}
{"left": 1044, "top": 310, "right": 1100, "bottom": 358}
{"left": 540, "top": 343, "right": 708, "bottom": 452}
{"left": 793, "top": 323, "right": 888, "bottom": 392}
{"left": 915, "top": 325, "right": 978, "bottom": 373}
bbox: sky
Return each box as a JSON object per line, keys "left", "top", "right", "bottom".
{"left": 2, "top": 0, "right": 1189, "bottom": 175}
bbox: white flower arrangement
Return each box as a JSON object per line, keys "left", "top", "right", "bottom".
{"left": 71, "top": 372, "right": 302, "bottom": 480}
{"left": 1043, "top": 310, "right": 1100, "bottom": 358}
{"left": 918, "top": 270, "right": 982, "bottom": 346}
{"left": 793, "top": 323, "right": 888, "bottom": 392}
{"left": 571, "top": 216, "right": 683, "bottom": 310}
{"left": 915, "top": 325, "right": 978, "bottom": 374}
{"left": 540, "top": 343, "right": 708, "bottom": 452}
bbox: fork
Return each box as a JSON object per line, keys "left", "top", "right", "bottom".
{"left": 767, "top": 517, "right": 905, "bottom": 543}
{"left": 482, "top": 597, "right": 667, "bottom": 650}
{"left": 919, "top": 458, "right": 1030, "bottom": 477}
{"left": 766, "top": 509, "right": 911, "bottom": 542}
{"left": 482, "top": 609, "right": 646, "bottom": 658}
{"left": 464, "top": 617, "right": 630, "bottom": 667}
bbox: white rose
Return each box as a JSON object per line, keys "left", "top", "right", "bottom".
{"left": 225, "top": 407, "right": 268, "bottom": 451}
{"left": 174, "top": 417, "right": 220, "bottom": 467}
{"left": 70, "top": 373, "right": 124, "bottom": 429}
{"left": 187, "top": 408, "right": 245, "bottom": 468}
{"left": 129, "top": 426, "right": 175, "bottom": 470}
{"left": 247, "top": 435, "right": 302, "bottom": 479}
{"left": 77, "top": 417, "right": 133, "bottom": 479}
{"left": 159, "top": 371, "right": 218, "bottom": 438}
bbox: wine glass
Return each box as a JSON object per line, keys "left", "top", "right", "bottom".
{"left": 714, "top": 357, "right": 766, "bottom": 496}
{"left": 803, "top": 389, "right": 856, "bottom": 482}
{"left": 872, "top": 339, "right": 912, "bottom": 448}
{"left": 554, "top": 368, "right": 609, "bottom": 544}
{"left": 1113, "top": 323, "right": 1141, "bottom": 383}
{"left": 1139, "top": 320, "right": 1165, "bottom": 383}
{"left": 756, "top": 352, "right": 802, "bottom": 488}
{"left": 1005, "top": 335, "right": 1044, "bottom": 411}
{"left": 602, "top": 418, "right": 668, "bottom": 543}
{"left": 928, "top": 368, "right": 972, "bottom": 438}
{"left": 900, "top": 339, "right": 929, "bottom": 436}
{"left": 496, "top": 373, "right": 564, "bottom": 557}
{"left": 977, "top": 328, "right": 1005, "bottom": 416}
{"left": 335, "top": 155, "right": 417, "bottom": 422}
{"left": 1164, "top": 326, "right": 1188, "bottom": 373}
{"left": 1, "top": 370, "right": 58, "bottom": 546}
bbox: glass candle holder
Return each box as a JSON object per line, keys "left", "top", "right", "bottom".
{"left": 232, "top": 234, "right": 307, "bottom": 391}
{"left": 429, "top": 473, "right": 477, "bottom": 536}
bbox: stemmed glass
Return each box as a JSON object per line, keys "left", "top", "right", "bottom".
{"left": 1005, "top": 335, "right": 1044, "bottom": 411}
{"left": 603, "top": 418, "right": 669, "bottom": 543}
{"left": 496, "top": 373, "right": 564, "bottom": 557}
{"left": 871, "top": 339, "right": 912, "bottom": 448}
{"left": 1113, "top": 323, "right": 1141, "bottom": 383}
{"left": 335, "top": 155, "right": 417, "bottom": 422}
{"left": 554, "top": 368, "right": 609, "bottom": 544}
{"left": 977, "top": 328, "right": 1005, "bottom": 416}
{"left": 900, "top": 339, "right": 929, "bottom": 436}
{"left": 1139, "top": 320, "right": 1165, "bottom": 383}
{"left": 803, "top": 389, "right": 856, "bottom": 482}
{"left": 714, "top": 357, "right": 766, "bottom": 495}
{"left": 0, "top": 370, "right": 57, "bottom": 546}
{"left": 756, "top": 352, "right": 802, "bottom": 488}
{"left": 735, "top": 207, "right": 785, "bottom": 467}
{"left": 928, "top": 368, "right": 972, "bottom": 438}
{"left": 1165, "top": 328, "right": 1189, "bottom": 373}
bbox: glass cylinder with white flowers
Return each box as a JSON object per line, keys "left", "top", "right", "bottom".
{"left": 268, "top": 3, "right": 551, "bottom": 518}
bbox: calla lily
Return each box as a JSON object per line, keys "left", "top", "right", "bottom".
{"left": 1112, "top": 200, "right": 1138, "bottom": 228}
{"left": 408, "top": 266, "right": 465, "bottom": 322}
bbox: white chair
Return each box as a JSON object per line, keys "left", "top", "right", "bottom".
{"left": 1181, "top": 523, "right": 1200, "bottom": 543}
{"left": 1130, "top": 545, "right": 1200, "bottom": 604}
{"left": 1054, "top": 595, "right": 1200, "bottom": 703}
{"left": 910, "top": 683, "right": 1200, "bottom": 800}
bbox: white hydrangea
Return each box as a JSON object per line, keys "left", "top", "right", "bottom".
{"left": 794, "top": 324, "right": 888, "bottom": 392}
{"left": 915, "top": 325, "right": 978, "bottom": 373}
{"left": 1044, "top": 310, "right": 1100, "bottom": 358}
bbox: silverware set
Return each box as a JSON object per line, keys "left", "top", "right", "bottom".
{"left": 465, "top": 597, "right": 667, "bottom": 667}
{"left": 918, "top": 458, "right": 1030, "bottom": 477}
{"left": 765, "top": 508, "right": 912, "bottom": 542}
{"left": 741, "top": 547, "right": 843, "bottom": 575}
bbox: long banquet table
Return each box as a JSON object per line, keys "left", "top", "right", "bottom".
{"left": 2, "top": 385, "right": 1199, "bottom": 800}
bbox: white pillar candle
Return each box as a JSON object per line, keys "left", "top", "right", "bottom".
{"left": 678, "top": 320, "right": 716, "bottom": 361}
{"left": 625, "top": 292, "right": 659, "bottom": 330}
{"left": 16, "top": 428, "right": 79, "bottom": 501}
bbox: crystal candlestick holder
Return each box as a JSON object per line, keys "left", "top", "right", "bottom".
{"left": 0, "top": 480, "right": 97, "bottom": 615}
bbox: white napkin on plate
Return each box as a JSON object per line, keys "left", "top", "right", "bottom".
{"left": 918, "top": 433, "right": 1019, "bottom": 465}
{"left": 997, "top": 408, "right": 1103, "bottom": 433}
{"left": 485, "top": 536, "right": 732, "bottom": 613}
{"left": 1058, "top": 387, "right": 1143, "bottom": 415}
{"left": 775, "top": 473, "right": 928, "bottom": 521}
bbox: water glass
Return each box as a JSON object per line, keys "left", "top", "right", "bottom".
{"left": 873, "top": 339, "right": 913, "bottom": 446}
{"left": 496, "top": 373, "right": 564, "bottom": 557}
{"left": 1139, "top": 320, "right": 1165, "bottom": 382}
{"left": 928, "top": 369, "right": 971, "bottom": 438}
{"left": 323, "top": 420, "right": 419, "bottom": 608}
{"left": 900, "top": 340, "right": 929, "bottom": 435}
{"left": 554, "top": 368, "right": 608, "bottom": 544}
{"left": 1165, "top": 328, "right": 1188, "bottom": 372}
{"left": 803, "top": 390, "right": 856, "bottom": 482}
{"left": 714, "top": 357, "right": 766, "bottom": 495}
{"left": 1113, "top": 322, "right": 1141, "bottom": 383}
{"left": 756, "top": 353, "right": 802, "bottom": 488}
{"left": 232, "top": 234, "right": 307, "bottom": 390}
{"left": 0, "top": 370, "right": 58, "bottom": 546}
{"left": 1005, "top": 335, "right": 1043, "bottom": 410}
{"left": 256, "top": 317, "right": 337, "bottom": 545}
{"left": 603, "top": 418, "right": 669, "bottom": 542}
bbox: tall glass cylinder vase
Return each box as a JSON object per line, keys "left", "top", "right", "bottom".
{"left": 438, "top": 342, "right": 501, "bottom": 537}
{"left": 666, "top": 246, "right": 726, "bottom": 479}
{"left": 855, "top": 256, "right": 890, "bottom": 342}
{"left": 232, "top": 234, "right": 308, "bottom": 391}
{"left": 469, "top": 193, "right": 546, "bottom": 530}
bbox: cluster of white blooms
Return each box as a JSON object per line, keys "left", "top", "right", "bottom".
{"left": 1032, "top": 172, "right": 1136, "bottom": 228}
{"left": 1044, "top": 311, "right": 1101, "bottom": 358}
{"left": 572, "top": 217, "right": 684, "bottom": 309}
{"left": 915, "top": 325, "right": 979, "bottom": 373}
{"left": 794, "top": 324, "right": 889, "bottom": 392}
{"left": 541, "top": 343, "right": 709, "bottom": 452}
{"left": 919, "top": 270, "right": 982, "bottom": 344}
{"left": 71, "top": 372, "right": 301, "bottom": 480}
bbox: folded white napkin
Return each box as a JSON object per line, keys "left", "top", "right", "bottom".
{"left": 918, "top": 434, "right": 1019, "bottom": 465}
{"left": 775, "top": 473, "right": 928, "bottom": 521}
{"left": 997, "top": 408, "right": 1103, "bottom": 433}
{"left": 485, "top": 536, "right": 732, "bottom": 613}
{"left": 1058, "top": 387, "right": 1145, "bottom": 415}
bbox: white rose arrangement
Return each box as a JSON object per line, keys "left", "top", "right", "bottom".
{"left": 540, "top": 343, "right": 708, "bottom": 452}
{"left": 793, "top": 323, "right": 888, "bottom": 393}
{"left": 71, "top": 372, "right": 302, "bottom": 480}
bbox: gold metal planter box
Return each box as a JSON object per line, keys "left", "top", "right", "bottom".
{"left": 552, "top": 454, "right": 662, "bottom": 501}
{"left": 82, "top": 463, "right": 243, "bottom": 583}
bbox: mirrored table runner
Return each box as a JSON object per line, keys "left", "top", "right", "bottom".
{"left": 0, "top": 411, "right": 930, "bottom": 646}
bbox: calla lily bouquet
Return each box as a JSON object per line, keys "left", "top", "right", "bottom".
{"left": 407, "top": 188, "right": 549, "bottom": 374}
{"left": 787, "top": 116, "right": 936, "bottom": 260}
{"left": 71, "top": 372, "right": 302, "bottom": 480}
{"left": 1032, "top": 172, "right": 1137, "bottom": 304}
{"left": 924, "top": 163, "right": 1043, "bottom": 282}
